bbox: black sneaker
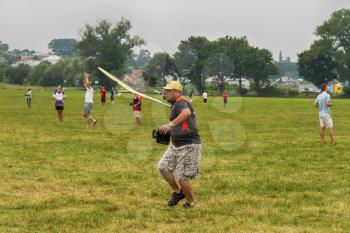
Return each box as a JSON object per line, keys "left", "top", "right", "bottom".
{"left": 168, "top": 190, "right": 185, "bottom": 207}
{"left": 183, "top": 202, "right": 195, "bottom": 209}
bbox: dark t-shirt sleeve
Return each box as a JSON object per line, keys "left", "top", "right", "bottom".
{"left": 173, "top": 100, "right": 189, "bottom": 118}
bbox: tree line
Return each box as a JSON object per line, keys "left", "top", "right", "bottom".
{"left": 0, "top": 18, "right": 277, "bottom": 95}
{"left": 1, "top": 9, "right": 349, "bottom": 96}
{"left": 144, "top": 36, "right": 277, "bottom": 95}
{"left": 298, "top": 8, "right": 350, "bottom": 96}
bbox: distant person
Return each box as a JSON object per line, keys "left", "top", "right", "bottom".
{"left": 82, "top": 72, "right": 97, "bottom": 127}
{"left": 189, "top": 90, "right": 193, "bottom": 103}
{"left": 132, "top": 93, "right": 142, "bottom": 125}
{"left": 202, "top": 91, "right": 208, "bottom": 103}
{"left": 110, "top": 88, "right": 115, "bottom": 104}
{"left": 53, "top": 85, "right": 65, "bottom": 122}
{"left": 223, "top": 89, "right": 228, "bottom": 108}
{"left": 54, "top": 85, "right": 65, "bottom": 96}
{"left": 25, "top": 88, "right": 32, "bottom": 109}
{"left": 100, "top": 85, "right": 107, "bottom": 107}
{"left": 314, "top": 84, "right": 335, "bottom": 144}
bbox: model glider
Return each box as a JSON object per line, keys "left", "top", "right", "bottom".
{"left": 98, "top": 67, "right": 170, "bottom": 106}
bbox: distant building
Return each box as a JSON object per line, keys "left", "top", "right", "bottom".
{"left": 205, "top": 77, "right": 250, "bottom": 89}
{"left": 42, "top": 55, "right": 61, "bottom": 64}
{"left": 13, "top": 55, "right": 41, "bottom": 67}
{"left": 276, "top": 76, "right": 297, "bottom": 88}
{"left": 279, "top": 51, "right": 283, "bottom": 63}
{"left": 227, "top": 78, "right": 250, "bottom": 89}
{"left": 33, "top": 51, "right": 50, "bottom": 60}
{"left": 122, "top": 69, "right": 144, "bottom": 89}
{"left": 298, "top": 83, "right": 320, "bottom": 93}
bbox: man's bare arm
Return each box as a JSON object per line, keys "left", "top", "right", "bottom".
{"left": 327, "top": 100, "right": 333, "bottom": 107}
{"left": 159, "top": 109, "right": 191, "bottom": 134}
{"left": 83, "top": 72, "right": 89, "bottom": 88}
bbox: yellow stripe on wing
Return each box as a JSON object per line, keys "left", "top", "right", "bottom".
{"left": 98, "top": 67, "right": 171, "bottom": 107}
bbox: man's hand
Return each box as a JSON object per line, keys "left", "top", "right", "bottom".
{"left": 159, "top": 109, "right": 191, "bottom": 134}
{"left": 159, "top": 122, "right": 173, "bottom": 134}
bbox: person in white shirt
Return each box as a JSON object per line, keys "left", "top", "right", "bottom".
{"left": 25, "top": 88, "right": 32, "bottom": 109}
{"left": 314, "top": 84, "right": 335, "bottom": 144}
{"left": 202, "top": 91, "right": 208, "bottom": 103}
{"left": 82, "top": 72, "right": 97, "bottom": 127}
{"left": 53, "top": 85, "right": 65, "bottom": 122}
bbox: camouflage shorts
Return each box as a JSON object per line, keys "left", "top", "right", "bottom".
{"left": 158, "top": 143, "right": 201, "bottom": 181}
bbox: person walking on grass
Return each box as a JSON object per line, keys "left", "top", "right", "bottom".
{"left": 314, "top": 84, "right": 335, "bottom": 144}
{"left": 223, "top": 89, "right": 228, "bottom": 108}
{"left": 189, "top": 90, "right": 193, "bottom": 103}
{"left": 132, "top": 93, "right": 142, "bottom": 126}
{"left": 202, "top": 90, "right": 208, "bottom": 103}
{"left": 110, "top": 88, "right": 115, "bottom": 104}
{"left": 158, "top": 81, "right": 201, "bottom": 209}
{"left": 53, "top": 85, "right": 65, "bottom": 122}
{"left": 25, "top": 88, "right": 32, "bottom": 109}
{"left": 100, "top": 85, "right": 107, "bottom": 107}
{"left": 82, "top": 72, "right": 97, "bottom": 127}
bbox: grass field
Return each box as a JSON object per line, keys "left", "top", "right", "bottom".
{"left": 0, "top": 86, "right": 349, "bottom": 233}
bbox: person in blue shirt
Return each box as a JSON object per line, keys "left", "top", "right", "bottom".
{"left": 314, "top": 84, "right": 335, "bottom": 144}
{"left": 110, "top": 88, "right": 115, "bottom": 104}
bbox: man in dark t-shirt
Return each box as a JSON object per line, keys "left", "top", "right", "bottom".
{"left": 158, "top": 81, "right": 201, "bottom": 209}
{"left": 110, "top": 88, "right": 115, "bottom": 104}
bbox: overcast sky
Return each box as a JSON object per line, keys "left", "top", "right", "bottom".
{"left": 1, "top": 0, "right": 349, "bottom": 61}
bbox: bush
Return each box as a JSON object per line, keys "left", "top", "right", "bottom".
{"left": 283, "top": 88, "right": 299, "bottom": 97}
{"left": 205, "top": 84, "right": 220, "bottom": 96}
{"left": 256, "top": 85, "right": 284, "bottom": 97}
{"left": 343, "top": 86, "right": 350, "bottom": 97}
{"left": 6, "top": 64, "right": 31, "bottom": 85}
{"left": 238, "top": 87, "right": 248, "bottom": 96}
{"left": 0, "top": 63, "right": 8, "bottom": 82}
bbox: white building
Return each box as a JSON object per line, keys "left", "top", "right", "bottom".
{"left": 298, "top": 83, "right": 320, "bottom": 92}
{"left": 13, "top": 55, "right": 41, "bottom": 67}
{"left": 205, "top": 77, "right": 250, "bottom": 89}
{"left": 226, "top": 78, "right": 250, "bottom": 89}
{"left": 42, "top": 55, "right": 61, "bottom": 64}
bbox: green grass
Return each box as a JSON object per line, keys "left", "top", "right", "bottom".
{"left": 0, "top": 86, "right": 349, "bottom": 233}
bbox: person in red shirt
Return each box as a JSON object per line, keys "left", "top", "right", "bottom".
{"left": 100, "top": 86, "right": 107, "bottom": 107}
{"left": 223, "top": 89, "right": 228, "bottom": 108}
{"left": 132, "top": 93, "right": 142, "bottom": 125}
